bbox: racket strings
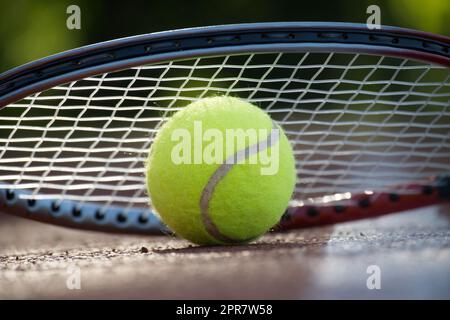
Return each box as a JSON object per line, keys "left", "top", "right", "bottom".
{"left": 0, "top": 52, "right": 449, "bottom": 212}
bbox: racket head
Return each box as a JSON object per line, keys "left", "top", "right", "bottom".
{"left": 0, "top": 22, "right": 449, "bottom": 235}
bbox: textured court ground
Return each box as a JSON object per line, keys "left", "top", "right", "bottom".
{"left": 0, "top": 205, "right": 449, "bottom": 299}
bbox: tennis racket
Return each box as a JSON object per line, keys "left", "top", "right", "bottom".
{"left": 0, "top": 22, "right": 449, "bottom": 236}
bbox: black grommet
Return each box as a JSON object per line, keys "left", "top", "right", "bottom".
{"left": 306, "top": 207, "right": 319, "bottom": 217}
{"left": 281, "top": 210, "right": 291, "bottom": 221}
{"left": 138, "top": 214, "right": 149, "bottom": 224}
{"left": 72, "top": 206, "right": 82, "bottom": 217}
{"left": 95, "top": 210, "right": 105, "bottom": 220}
{"left": 437, "top": 176, "right": 450, "bottom": 199}
{"left": 117, "top": 212, "right": 127, "bottom": 223}
{"left": 389, "top": 193, "right": 400, "bottom": 202}
{"left": 358, "top": 198, "right": 370, "bottom": 208}
{"left": 51, "top": 201, "right": 60, "bottom": 212}
{"left": 27, "top": 199, "right": 36, "bottom": 207}
{"left": 422, "top": 185, "right": 434, "bottom": 195}
{"left": 334, "top": 205, "right": 346, "bottom": 213}
{"left": 6, "top": 189, "right": 14, "bottom": 200}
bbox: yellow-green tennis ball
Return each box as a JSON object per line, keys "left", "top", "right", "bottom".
{"left": 146, "top": 96, "right": 296, "bottom": 245}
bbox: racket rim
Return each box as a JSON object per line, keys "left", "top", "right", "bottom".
{"left": 1, "top": 21, "right": 449, "bottom": 109}
{"left": 0, "top": 21, "right": 449, "bottom": 235}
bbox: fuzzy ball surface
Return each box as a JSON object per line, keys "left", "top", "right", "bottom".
{"left": 146, "top": 96, "right": 296, "bottom": 245}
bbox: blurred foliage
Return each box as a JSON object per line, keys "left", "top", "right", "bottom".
{"left": 0, "top": 0, "right": 83, "bottom": 70}
{"left": 388, "top": 0, "right": 450, "bottom": 34}
{"left": 0, "top": 0, "right": 448, "bottom": 71}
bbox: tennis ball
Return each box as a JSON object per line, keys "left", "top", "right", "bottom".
{"left": 146, "top": 96, "right": 296, "bottom": 245}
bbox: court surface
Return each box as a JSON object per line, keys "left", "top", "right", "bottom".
{"left": 0, "top": 204, "right": 449, "bottom": 299}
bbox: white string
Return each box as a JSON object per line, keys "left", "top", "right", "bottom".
{"left": 0, "top": 52, "right": 448, "bottom": 209}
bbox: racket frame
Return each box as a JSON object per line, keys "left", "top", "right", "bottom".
{"left": 0, "top": 22, "right": 449, "bottom": 235}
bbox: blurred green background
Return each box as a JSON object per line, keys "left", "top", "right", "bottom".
{"left": 0, "top": 0, "right": 448, "bottom": 72}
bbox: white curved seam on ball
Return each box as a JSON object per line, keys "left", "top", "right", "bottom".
{"left": 199, "top": 121, "right": 280, "bottom": 243}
